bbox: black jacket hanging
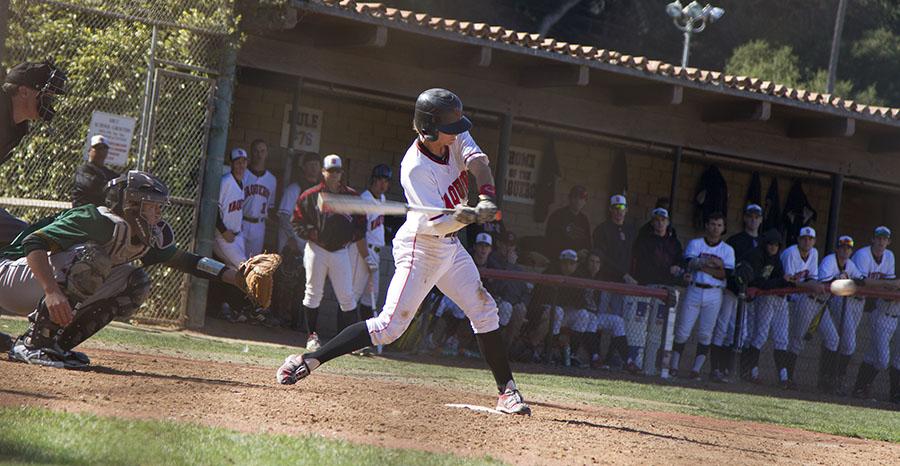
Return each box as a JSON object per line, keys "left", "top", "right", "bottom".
{"left": 694, "top": 164, "right": 728, "bottom": 228}
{"left": 761, "top": 177, "right": 782, "bottom": 235}
{"left": 782, "top": 179, "right": 817, "bottom": 245}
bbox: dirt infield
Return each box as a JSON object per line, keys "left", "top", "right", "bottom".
{"left": 1, "top": 350, "right": 898, "bottom": 465}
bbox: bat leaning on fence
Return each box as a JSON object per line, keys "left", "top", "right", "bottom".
{"left": 319, "top": 193, "right": 455, "bottom": 217}
{"left": 803, "top": 295, "right": 834, "bottom": 342}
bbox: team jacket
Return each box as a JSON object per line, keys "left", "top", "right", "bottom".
{"left": 292, "top": 182, "right": 365, "bottom": 252}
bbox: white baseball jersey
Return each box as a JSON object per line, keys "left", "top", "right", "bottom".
{"left": 780, "top": 245, "right": 819, "bottom": 282}
{"left": 684, "top": 238, "right": 735, "bottom": 287}
{"left": 242, "top": 169, "right": 276, "bottom": 221}
{"left": 818, "top": 253, "right": 863, "bottom": 282}
{"left": 360, "top": 189, "right": 386, "bottom": 247}
{"left": 276, "top": 182, "right": 303, "bottom": 251}
{"left": 395, "top": 132, "right": 486, "bottom": 239}
{"left": 218, "top": 173, "right": 244, "bottom": 233}
{"left": 851, "top": 246, "right": 896, "bottom": 280}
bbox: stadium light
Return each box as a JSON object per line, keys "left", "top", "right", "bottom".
{"left": 665, "top": 1, "right": 725, "bottom": 67}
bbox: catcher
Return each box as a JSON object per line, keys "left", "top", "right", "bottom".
{"left": 0, "top": 170, "right": 280, "bottom": 368}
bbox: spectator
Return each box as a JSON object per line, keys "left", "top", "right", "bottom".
{"left": 742, "top": 229, "right": 789, "bottom": 383}
{"left": 580, "top": 249, "right": 632, "bottom": 371}
{"left": 631, "top": 207, "right": 683, "bottom": 286}
{"left": 242, "top": 139, "right": 277, "bottom": 257}
{"left": 277, "top": 152, "right": 321, "bottom": 253}
{"left": 478, "top": 232, "right": 529, "bottom": 347}
{"left": 72, "top": 134, "right": 118, "bottom": 207}
{"left": 782, "top": 226, "right": 823, "bottom": 389}
{"left": 293, "top": 154, "right": 366, "bottom": 350}
{"left": 634, "top": 197, "right": 677, "bottom": 246}
{"left": 544, "top": 185, "right": 591, "bottom": 257}
{"left": 593, "top": 194, "right": 637, "bottom": 285}
{"left": 816, "top": 235, "right": 864, "bottom": 393}
{"left": 710, "top": 203, "right": 763, "bottom": 382}
{"left": 669, "top": 212, "right": 735, "bottom": 380}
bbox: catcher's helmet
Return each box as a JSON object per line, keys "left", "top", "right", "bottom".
{"left": 413, "top": 88, "right": 472, "bottom": 141}
{"left": 105, "top": 170, "right": 171, "bottom": 247}
{"left": 371, "top": 164, "right": 392, "bottom": 180}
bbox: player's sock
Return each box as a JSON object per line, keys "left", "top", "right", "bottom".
{"left": 475, "top": 329, "right": 515, "bottom": 393}
{"left": 818, "top": 348, "right": 837, "bottom": 389}
{"left": 304, "top": 306, "right": 319, "bottom": 335}
{"left": 853, "top": 362, "right": 878, "bottom": 392}
{"left": 338, "top": 309, "right": 357, "bottom": 332}
{"left": 743, "top": 346, "right": 760, "bottom": 376}
{"left": 692, "top": 344, "right": 709, "bottom": 373}
{"left": 305, "top": 321, "right": 372, "bottom": 365}
{"left": 836, "top": 354, "right": 851, "bottom": 379}
{"left": 610, "top": 336, "right": 628, "bottom": 364}
{"left": 889, "top": 367, "right": 900, "bottom": 402}
{"left": 773, "top": 350, "right": 789, "bottom": 381}
{"left": 785, "top": 351, "right": 798, "bottom": 380}
{"left": 671, "top": 342, "right": 685, "bottom": 371}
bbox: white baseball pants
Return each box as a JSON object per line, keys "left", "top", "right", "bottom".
{"left": 550, "top": 306, "right": 594, "bottom": 335}
{"left": 366, "top": 235, "right": 498, "bottom": 346}
{"left": 349, "top": 245, "right": 380, "bottom": 308}
{"left": 751, "top": 295, "right": 789, "bottom": 351}
{"left": 302, "top": 241, "right": 356, "bottom": 311}
{"left": 863, "top": 300, "right": 900, "bottom": 370}
{"left": 788, "top": 295, "right": 838, "bottom": 355}
{"left": 213, "top": 231, "right": 247, "bottom": 268}
{"left": 674, "top": 285, "right": 723, "bottom": 346}
{"left": 241, "top": 221, "right": 266, "bottom": 257}
{"left": 828, "top": 296, "right": 865, "bottom": 356}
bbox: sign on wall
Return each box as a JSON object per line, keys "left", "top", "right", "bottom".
{"left": 83, "top": 111, "right": 136, "bottom": 167}
{"left": 504, "top": 146, "right": 541, "bottom": 204}
{"left": 280, "top": 105, "right": 323, "bottom": 153}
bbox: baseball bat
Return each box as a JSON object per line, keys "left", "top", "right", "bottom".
{"left": 319, "top": 193, "right": 455, "bottom": 217}
{"left": 803, "top": 296, "right": 832, "bottom": 341}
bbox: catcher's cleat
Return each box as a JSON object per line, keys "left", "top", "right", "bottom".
{"left": 277, "top": 354, "right": 311, "bottom": 385}
{"left": 8, "top": 338, "right": 87, "bottom": 369}
{"left": 305, "top": 332, "right": 321, "bottom": 352}
{"left": 496, "top": 387, "right": 531, "bottom": 415}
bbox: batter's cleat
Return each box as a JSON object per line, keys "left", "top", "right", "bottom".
{"left": 496, "top": 387, "right": 531, "bottom": 415}
{"left": 305, "top": 332, "right": 321, "bottom": 352}
{"left": 276, "top": 354, "right": 311, "bottom": 385}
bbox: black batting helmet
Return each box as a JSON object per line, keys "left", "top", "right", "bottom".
{"left": 371, "top": 164, "right": 392, "bottom": 180}
{"left": 413, "top": 88, "right": 472, "bottom": 141}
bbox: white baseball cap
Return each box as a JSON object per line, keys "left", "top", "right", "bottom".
{"left": 745, "top": 204, "right": 763, "bottom": 215}
{"left": 559, "top": 249, "right": 578, "bottom": 261}
{"left": 651, "top": 207, "right": 669, "bottom": 218}
{"left": 475, "top": 232, "right": 492, "bottom": 245}
{"left": 90, "top": 134, "right": 108, "bottom": 147}
{"left": 323, "top": 154, "right": 342, "bottom": 170}
{"left": 230, "top": 148, "right": 248, "bottom": 161}
{"left": 875, "top": 226, "right": 892, "bottom": 238}
{"left": 609, "top": 194, "right": 627, "bottom": 208}
{"left": 799, "top": 226, "right": 816, "bottom": 238}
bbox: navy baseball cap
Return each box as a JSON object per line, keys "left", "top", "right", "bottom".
{"left": 5, "top": 61, "right": 67, "bottom": 94}
{"left": 875, "top": 226, "right": 892, "bottom": 238}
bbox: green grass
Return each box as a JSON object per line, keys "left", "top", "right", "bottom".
{"left": 0, "top": 406, "right": 500, "bottom": 466}
{"left": 3, "top": 316, "right": 900, "bottom": 443}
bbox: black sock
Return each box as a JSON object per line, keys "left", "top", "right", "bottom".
{"left": 786, "top": 352, "right": 798, "bottom": 379}
{"left": 854, "top": 362, "right": 878, "bottom": 390}
{"left": 338, "top": 309, "right": 357, "bottom": 332}
{"left": 306, "top": 321, "right": 372, "bottom": 365}
{"left": 610, "top": 336, "right": 628, "bottom": 362}
{"left": 743, "top": 346, "right": 760, "bottom": 375}
{"left": 586, "top": 332, "right": 601, "bottom": 356}
{"left": 890, "top": 367, "right": 900, "bottom": 400}
{"left": 709, "top": 345, "right": 721, "bottom": 372}
{"left": 305, "top": 306, "right": 318, "bottom": 334}
{"left": 475, "top": 329, "right": 514, "bottom": 393}
{"left": 773, "top": 349, "right": 787, "bottom": 373}
{"left": 836, "top": 354, "right": 851, "bottom": 378}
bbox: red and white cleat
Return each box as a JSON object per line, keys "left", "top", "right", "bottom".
{"left": 496, "top": 382, "right": 531, "bottom": 415}
{"left": 276, "top": 354, "right": 310, "bottom": 385}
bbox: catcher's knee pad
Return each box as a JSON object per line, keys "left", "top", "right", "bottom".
{"left": 65, "top": 242, "right": 113, "bottom": 301}
{"left": 114, "top": 268, "right": 151, "bottom": 318}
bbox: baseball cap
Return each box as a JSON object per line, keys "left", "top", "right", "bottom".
{"left": 837, "top": 235, "right": 855, "bottom": 248}
{"left": 323, "top": 154, "right": 342, "bottom": 170}
{"left": 762, "top": 229, "right": 781, "bottom": 245}
{"left": 5, "top": 61, "right": 67, "bottom": 94}
{"left": 559, "top": 249, "right": 578, "bottom": 262}
{"left": 569, "top": 185, "right": 588, "bottom": 200}
{"left": 875, "top": 226, "right": 892, "bottom": 238}
{"left": 475, "top": 232, "right": 493, "bottom": 245}
{"left": 90, "top": 135, "right": 108, "bottom": 147}
{"left": 745, "top": 204, "right": 763, "bottom": 215}
{"left": 799, "top": 226, "right": 816, "bottom": 238}
{"left": 651, "top": 207, "right": 669, "bottom": 219}
{"left": 230, "top": 148, "right": 248, "bottom": 161}
{"left": 610, "top": 194, "right": 627, "bottom": 209}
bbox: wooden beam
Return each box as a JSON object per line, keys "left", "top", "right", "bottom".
{"left": 787, "top": 117, "right": 855, "bottom": 138}
{"left": 702, "top": 101, "right": 771, "bottom": 123}
{"left": 421, "top": 45, "right": 491, "bottom": 70}
{"left": 314, "top": 24, "right": 388, "bottom": 48}
{"left": 868, "top": 135, "right": 900, "bottom": 153}
{"left": 611, "top": 85, "right": 683, "bottom": 107}
{"left": 519, "top": 65, "right": 589, "bottom": 88}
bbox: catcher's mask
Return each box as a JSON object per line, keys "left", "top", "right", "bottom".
{"left": 105, "top": 170, "right": 171, "bottom": 247}
{"left": 4, "top": 61, "right": 67, "bottom": 122}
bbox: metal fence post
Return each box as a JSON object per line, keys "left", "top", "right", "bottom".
{"left": 185, "top": 35, "right": 238, "bottom": 329}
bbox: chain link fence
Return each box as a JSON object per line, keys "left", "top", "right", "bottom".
{"left": 1, "top": 0, "right": 229, "bottom": 326}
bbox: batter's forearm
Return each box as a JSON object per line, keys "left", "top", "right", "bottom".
{"left": 26, "top": 249, "right": 62, "bottom": 295}
{"left": 468, "top": 158, "right": 494, "bottom": 191}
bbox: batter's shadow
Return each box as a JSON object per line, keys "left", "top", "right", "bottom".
{"left": 77, "top": 365, "right": 269, "bottom": 390}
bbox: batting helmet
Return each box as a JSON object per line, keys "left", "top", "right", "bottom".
{"left": 413, "top": 88, "right": 472, "bottom": 141}
{"left": 371, "top": 164, "right": 392, "bottom": 181}
{"left": 105, "top": 170, "right": 171, "bottom": 247}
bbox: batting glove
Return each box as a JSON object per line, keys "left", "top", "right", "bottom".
{"left": 453, "top": 205, "right": 478, "bottom": 224}
{"left": 475, "top": 185, "right": 498, "bottom": 224}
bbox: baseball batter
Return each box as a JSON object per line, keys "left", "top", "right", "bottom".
{"left": 816, "top": 235, "right": 864, "bottom": 392}
{"left": 293, "top": 154, "right": 366, "bottom": 351}
{"left": 670, "top": 212, "right": 735, "bottom": 380}
{"left": 782, "top": 226, "right": 826, "bottom": 388}
{"left": 242, "top": 139, "right": 277, "bottom": 257}
{"left": 0, "top": 171, "right": 268, "bottom": 368}
{"left": 350, "top": 164, "right": 392, "bottom": 320}
{"left": 214, "top": 148, "right": 248, "bottom": 268}
{"left": 851, "top": 226, "right": 900, "bottom": 402}
{"left": 277, "top": 88, "right": 530, "bottom": 415}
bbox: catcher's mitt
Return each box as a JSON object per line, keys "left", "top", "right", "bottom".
{"left": 237, "top": 253, "right": 282, "bottom": 308}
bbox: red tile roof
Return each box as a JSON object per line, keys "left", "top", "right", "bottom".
{"left": 310, "top": 0, "right": 900, "bottom": 121}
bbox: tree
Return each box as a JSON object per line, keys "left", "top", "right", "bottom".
{"left": 725, "top": 40, "right": 802, "bottom": 87}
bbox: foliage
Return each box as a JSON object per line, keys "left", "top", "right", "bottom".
{"left": 725, "top": 40, "right": 802, "bottom": 87}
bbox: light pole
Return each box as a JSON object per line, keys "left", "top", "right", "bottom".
{"left": 665, "top": 1, "right": 725, "bottom": 68}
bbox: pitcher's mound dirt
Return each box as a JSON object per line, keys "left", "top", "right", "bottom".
{"left": 1, "top": 350, "right": 897, "bottom": 465}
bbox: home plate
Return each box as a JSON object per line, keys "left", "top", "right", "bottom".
{"left": 445, "top": 403, "right": 503, "bottom": 415}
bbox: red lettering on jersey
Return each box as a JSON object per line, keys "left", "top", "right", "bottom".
{"left": 370, "top": 215, "right": 384, "bottom": 230}
{"left": 244, "top": 184, "right": 271, "bottom": 198}
{"left": 228, "top": 199, "right": 243, "bottom": 212}
{"left": 452, "top": 178, "right": 465, "bottom": 199}
{"left": 442, "top": 194, "right": 453, "bottom": 209}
